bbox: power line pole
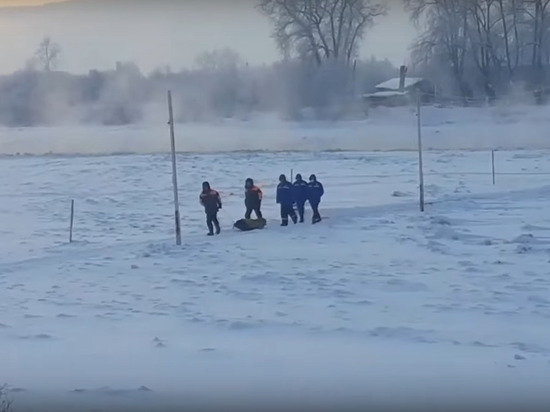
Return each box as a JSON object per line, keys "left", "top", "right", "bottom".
{"left": 417, "top": 94, "right": 425, "bottom": 212}
{"left": 168, "top": 90, "right": 182, "bottom": 245}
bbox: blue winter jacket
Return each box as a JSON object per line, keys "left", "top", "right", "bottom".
{"left": 308, "top": 181, "right": 324, "bottom": 203}
{"left": 293, "top": 180, "right": 309, "bottom": 203}
{"left": 276, "top": 181, "right": 294, "bottom": 205}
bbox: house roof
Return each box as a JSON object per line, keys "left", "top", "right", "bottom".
{"left": 375, "top": 77, "right": 423, "bottom": 90}
{"left": 362, "top": 90, "right": 407, "bottom": 98}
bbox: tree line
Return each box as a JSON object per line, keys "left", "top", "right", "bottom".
{"left": 0, "top": 43, "right": 394, "bottom": 127}
{"left": 405, "top": 0, "right": 550, "bottom": 102}
{"left": 257, "top": 0, "right": 550, "bottom": 102}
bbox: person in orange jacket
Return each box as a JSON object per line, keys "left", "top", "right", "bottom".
{"left": 200, "top": 181, "right": 222, "bottom": 236}
{"left": 244, "top": 178, "right": 263, "bottom": 219}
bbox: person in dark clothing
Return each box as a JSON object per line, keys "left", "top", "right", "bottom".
{"left": 292, "top": 173, "right": 309, "bottom": 223}
{"left": 307, "top": 174, "right": 324, "bottom": 224}
{"left": 199, "top": 181, "right": 222, "bottom": 236}
{"left": 277, "top": 174, "right": 297, "bottom": 226}
{"left": 244, "top": 178, "right": 263, "bottom": 219}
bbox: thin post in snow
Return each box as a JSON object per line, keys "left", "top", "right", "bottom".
{"left": 168, "top": 90, "right": 182, "bottom": 246}
{"left": 491, "top": 150, "right": 496, "bottom": 185}
{"left": 416, "top": 95, "right": 425, "bottom": 212}
{"left": 69, "top": 199, "right": 74, "bottom": 243}
{"left": 352, "top": 59, "right": 357, "bottom": 95}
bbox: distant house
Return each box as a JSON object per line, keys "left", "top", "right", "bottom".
{"left": 362, "top": 76, "right": 435, "bottom": 107}
{"left": 375, "top": 77, "right": 425, "bottom": 92}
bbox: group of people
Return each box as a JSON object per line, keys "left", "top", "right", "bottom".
{"left": 199, "top": 174, "right": 324, "bottom": 236}
{"left": 275, "top": 174, "right": 324, "bottom": 226}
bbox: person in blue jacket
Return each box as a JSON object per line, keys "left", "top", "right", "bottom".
{"left": 276, "top": 174, "right": 297, "bottom": 226}
{"left": 292, "top": 173, "right": 309, "bottom": 223}
{"left": 308, "top": 174, "right": 324, "bottom": 224}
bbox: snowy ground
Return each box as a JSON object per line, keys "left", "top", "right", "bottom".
{"left": 2, "top": 149, "right": 550, "bottom": 411}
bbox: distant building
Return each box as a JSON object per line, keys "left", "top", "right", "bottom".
{"left": 374, "top": 77, "right": 425, "bottom": 92}
{"left": 362, "top": 68, "right": 435, "bottom": 108}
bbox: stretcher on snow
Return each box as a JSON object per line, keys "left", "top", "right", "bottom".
{"left": 233, "top": 218, "right": 267, "bottom": 231}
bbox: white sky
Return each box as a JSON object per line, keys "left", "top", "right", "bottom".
{"left": 0, "top": 0, "right": 417, "bottom": 74}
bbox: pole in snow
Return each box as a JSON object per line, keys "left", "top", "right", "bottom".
{"left": 417, "top": 95, "right": 425, "bottom": 212}
{"left": 69, "top": 199, "right": 74, "bottom": 243}
{"left": 168, "top": 90, "right": 182, "bottom": 246}
{"left": 491, "top": 150, "right": 496, "bottom": 185}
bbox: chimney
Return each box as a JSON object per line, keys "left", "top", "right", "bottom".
{"left": 399, "top": 65, "right": 408, "bottom": 92}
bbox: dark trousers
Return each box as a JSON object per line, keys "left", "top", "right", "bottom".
{"left": 310, "top": 200, "right": 321, "bottom": 222}
{"left": 280, "top": 203, "right": 297, "bottom": 225}
{"left": 296, "top": 200, "right": 306, "bottom": 222}
{"left": 206, "top": 211, "right": 220, "bottom": 234}
{"left": 245, "top": 201, "right": 263, "bottom": 219}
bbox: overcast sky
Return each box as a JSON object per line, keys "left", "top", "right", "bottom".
{"left": 0, "top": 0, "right": 417, "bottom": 74}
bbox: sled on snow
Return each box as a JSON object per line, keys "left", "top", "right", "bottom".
{"left": 233, "top": 218, "right": 267, "bottom": 232}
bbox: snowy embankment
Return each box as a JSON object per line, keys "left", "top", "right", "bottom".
{"left": 2, "top": 150, "right": 550, "bottom": 410}
{"left": 0, "top": 104, "right": 549, "bottom": 156}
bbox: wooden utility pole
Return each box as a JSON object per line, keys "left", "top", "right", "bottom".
{"left": 417, "top": 95, "right": 425, "bottom": 212}
{"left": 168, "top": 91, "right": 182, "bottom": 246}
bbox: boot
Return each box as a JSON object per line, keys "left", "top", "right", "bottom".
{"left": 207, "top": 232, "right": 214, "bottom": 236}
{"left": 291, "top": 215, "right": 298, "bottom": 224}
{"left": 281, "top": 220, "right": 288, "bottom": 227}
{"left": 215, "top": 223, "right": 221, "bottom": 235}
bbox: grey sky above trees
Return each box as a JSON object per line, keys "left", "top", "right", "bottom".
{"left": 0, "top": 0, "right": 414, "bottom": 74}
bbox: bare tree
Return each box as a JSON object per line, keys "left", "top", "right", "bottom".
{"left": 495, "top": 0, "right": 523, "bottom": 76}
{"left": 258, "top": 0, "right": 386, "bottom": 66}
{"left": 463, "top": 0, "right": 523, "bottom": 85}
{"left": 35, "top": 36, "right": 61, "bottom": 72}
{"left": 0, "top": 385, "right": 12, "bottom": 412}
{"left": 195, "top": 48, "right": 243, "bottom": 71}
{"left": 406, "top": 0, "right": 472, "bottom": 100}
{"left": 404, "top": 0, "right": 550, "bottom": 99}
{"left": 192, "top": 49, "right": 247, "bottom": 118}
{"left": 521, "top": 0, "right": 550, "bottom": 69}
{"left": 466, "top": 0, "right": 503, "bottom": 95}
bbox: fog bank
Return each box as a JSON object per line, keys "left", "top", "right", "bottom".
{"left": 1, "top": 105, "right": 549, "bottom": 155}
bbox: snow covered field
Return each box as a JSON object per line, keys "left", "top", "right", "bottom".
{"left": 2, "top": 147, "right": 550, "bottom": 411}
